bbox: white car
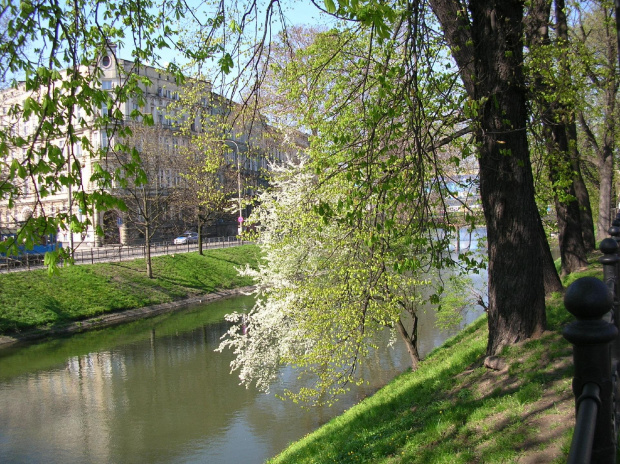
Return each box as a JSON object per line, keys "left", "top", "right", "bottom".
{"left": 173, "top": 232, "right": 199, "bottom": 245}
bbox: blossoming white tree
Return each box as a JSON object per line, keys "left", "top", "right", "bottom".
{"left": 218, "top": 157, "right": 475, "bottom": 405}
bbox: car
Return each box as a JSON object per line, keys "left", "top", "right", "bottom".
{"left": 173, "top": 231, "right": 199, "bottom": 245}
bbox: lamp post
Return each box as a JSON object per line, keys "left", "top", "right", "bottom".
{"left": 223, "top": 139, "right": 243, "bottom": 236}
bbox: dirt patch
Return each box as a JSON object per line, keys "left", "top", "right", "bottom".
{"left": 450, "top": 332, "right": 575, "bottom": 462}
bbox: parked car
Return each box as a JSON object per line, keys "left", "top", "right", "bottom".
{"left": 173, "top": 231, "right": 199, "bottom": 245}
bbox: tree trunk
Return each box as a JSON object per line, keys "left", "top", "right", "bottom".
{"left": 538, "top": 214, "right": 563, "bottom": 294}
{"left": 525, "top": 0, "right": 587, "bottom": 276}
{"left": 555, "top": 0, "right": 596, "bottom": 252}
{"left": 597, "top": 7, "right": 617, "bottom": 241}
{"left": 569, "top": 137, "right": 596, "bottom": 252}
{"left": 198, "top": 218, "right": 204, "bottom": 256}
{"left": 431, "top": 0, "right": 547, "bottom": 355}
{"left": 145, "top": 223, "right": 153, "bottom": 279}
{"left": 474, "top": 1, "right": 547, "bottom": 354}
{"left": 395, "top": 316, "right": 419, "bottom": 370}
{"left": 598, "top": 145, "right": 615, "bottom": 241}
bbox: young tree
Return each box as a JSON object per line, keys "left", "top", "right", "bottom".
{"left": 524, "top": 0, "right": 588, "bottom": 275}
{"left": 110, "top": 122, "right": 185, "bottom": 278}
{"left": 217, "top": 8, "right": 495, "bottom": 404}
{"left": 169, "top": 79, "right": 239, "bottom": 252}
{"left": 572, "top": 0, "right": 619, "bottom": 242}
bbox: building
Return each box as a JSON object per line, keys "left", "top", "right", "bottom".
{"left": 0, "top": 44, "right": 306, "bottom": 248}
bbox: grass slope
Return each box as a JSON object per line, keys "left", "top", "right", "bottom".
{"left": 268, "top": 269, "right": 603, "bottom": 464}
{"left": 0, "top": 245, "right": 260, "bottom": 334}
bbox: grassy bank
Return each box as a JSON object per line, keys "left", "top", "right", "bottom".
{"left": 0, "top": 245, "right": 261, "bottom": 334}
{"left": 269, "top": 268, "right": 602, "bottom": 464}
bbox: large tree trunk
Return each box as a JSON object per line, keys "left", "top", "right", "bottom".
{"left": 472, "top": 0, "right": 547, "bottom": 354}
{"left": 431, "top": 0, "right": 547, "bottom": 355}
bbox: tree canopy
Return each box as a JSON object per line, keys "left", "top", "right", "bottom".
{"left": 1, "top": 0, "right": 617, "bottom": 400}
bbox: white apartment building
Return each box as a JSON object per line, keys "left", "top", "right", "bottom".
{"left": 0, "top": 44, "right": 305, "bottom": 248}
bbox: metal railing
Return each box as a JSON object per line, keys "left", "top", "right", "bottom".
{"left": 563, "top": 215, "right": 620, "bottom": 464}
{"left": 0, "top": 236, "right": 245, "bottom": 272}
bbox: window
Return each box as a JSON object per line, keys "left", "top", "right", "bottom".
{"left": 102, "top": 80, "right": 113, "bottom": 90}
{"left": 101, "top": 104, "right": 109, "bottom": 117}
{"left": 101, "top": 131, "right": 109, "bottom": 148}
{"left": 102, "top": 55, "right": 111, "bottom": 68}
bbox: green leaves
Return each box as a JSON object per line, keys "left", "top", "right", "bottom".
{"left": 218, "top": 53, "right": 234, "bottom": 74}
{"left": 0, "top": 0, "right": 204, "bottom": 259}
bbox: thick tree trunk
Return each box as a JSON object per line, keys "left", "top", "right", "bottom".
{"left": 431, "top": 0, "right": 547, "bottom": 355}
{"left": 471, "top": 0, "right": 547, "bottom": 355}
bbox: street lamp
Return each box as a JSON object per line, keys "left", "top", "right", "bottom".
{"left": 223, "top": 139, "right": 243, "bottom": 236}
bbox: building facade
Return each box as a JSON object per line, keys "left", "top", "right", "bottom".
{"left": 0, "top": 45, "right": 306, "bottom": 248}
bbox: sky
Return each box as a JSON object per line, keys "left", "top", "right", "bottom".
{"left": 5, "top": 0, "right": 335, "bottom": 84}
{"left": 142, "top": 0, "right": 339, "bottom": 99}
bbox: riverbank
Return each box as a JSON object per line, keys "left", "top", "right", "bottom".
{"left": 0, "top": 245, "right": 261, "bottom": 346}
{"left": 267, "top": 267, "right": 602, "bottom": 464}
{"left": 0, "top": 243, "right": 596, "bottom": 462}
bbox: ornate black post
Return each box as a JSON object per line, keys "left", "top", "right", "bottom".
{"left": 600, "top": 237, "right": 620, "bottom": 331}
{"left": 564, "top": 277, "right": 617, "bottom": 464}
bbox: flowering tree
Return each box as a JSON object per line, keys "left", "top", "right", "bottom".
{"left": 218, "top": 158, "right": 474, "bottom": 405}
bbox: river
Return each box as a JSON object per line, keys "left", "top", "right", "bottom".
{"left": 0, "top": 231, "right": 487, "bottom": 463}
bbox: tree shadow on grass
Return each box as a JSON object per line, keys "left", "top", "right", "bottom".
{"left": 272, "top": 326, "right": 575, "bottom": 464}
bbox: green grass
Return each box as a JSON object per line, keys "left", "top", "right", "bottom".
{"left": 0, "top": 245, "right": 261, "bottom": 334}
{"left": 267, "top": 269, "right": 587, "bottom": 464}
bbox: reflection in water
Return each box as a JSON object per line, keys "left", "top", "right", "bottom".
{"left": 0, "top": 261, "right": 486, "bottom": 464}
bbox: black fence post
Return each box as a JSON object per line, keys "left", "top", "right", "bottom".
{"left": 564, "top": 276, "right": 617, "bottom": 464}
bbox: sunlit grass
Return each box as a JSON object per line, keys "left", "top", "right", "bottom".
{"left": 0, "top": 245, "right": 260, "bottom": 333}
{"left": 268, "top": 264, "right": 596, "bottom": 464}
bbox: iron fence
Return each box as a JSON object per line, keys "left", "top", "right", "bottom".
{"left": 0, "top": 236, "right": 245, "bottom": 273}
{"left": 564, "top": 215, "right": 620, "bottom": 463}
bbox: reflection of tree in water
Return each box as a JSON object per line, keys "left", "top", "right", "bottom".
{"left": 0, "top": 292, "right": 485, "bottom": 464}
